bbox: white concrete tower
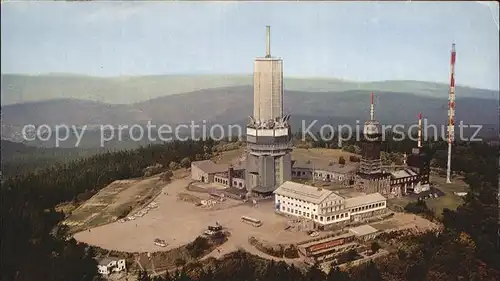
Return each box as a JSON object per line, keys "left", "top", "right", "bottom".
{"left": 246, "top": 26, "right": 292, "bottom": 196}
{"left": 253, "top": 26, "right": 284, "bottom": 123}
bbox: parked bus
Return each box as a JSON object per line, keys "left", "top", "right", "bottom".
{"left": 241, "top": 216, "right": 263, "bottom": 227}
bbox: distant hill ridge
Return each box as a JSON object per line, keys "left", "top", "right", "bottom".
{"left": 1, "top": 86, "right": 496, "bottom": 131}
{"left": 1, "top": 74, "right": 498, "bottom": 105}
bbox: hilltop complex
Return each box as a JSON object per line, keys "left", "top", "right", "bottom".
{"left": 191, "top": 26, "right": 431, "bottom": 227}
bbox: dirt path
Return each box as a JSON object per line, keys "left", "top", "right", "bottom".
{"left": 201, "top": 237, "right": 301, "bottom": 265}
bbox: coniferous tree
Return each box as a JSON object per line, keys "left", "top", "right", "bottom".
{"left": 305, "top": 262, "right": 326, "bottom": 281}
{"left": 138, "top": 270, "right": 152, "bottom": 281}
{"left": 327, "top": 266, "right": 350, "bottom": 281}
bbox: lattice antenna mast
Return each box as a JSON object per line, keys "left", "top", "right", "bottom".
{"left": 446, "top": 43, "right": 456, "bottom": 184}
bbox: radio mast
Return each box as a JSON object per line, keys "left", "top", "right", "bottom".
{"left": 446, "top": 43, "right": 456, "bottom": 184}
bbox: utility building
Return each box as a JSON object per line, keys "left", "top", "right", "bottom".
{"left": 246, "top": 26, "right": 292, "bottom": 196}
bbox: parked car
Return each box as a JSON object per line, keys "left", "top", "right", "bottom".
{"left": 308, "top": 231, "right": 319, "bottom": 237}
{"left": 154, "top": 238, "right": 167, "bottom": 247}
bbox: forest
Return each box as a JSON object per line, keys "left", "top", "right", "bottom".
{"left": 1, "top": 135, "right": 498, "bottom": 281}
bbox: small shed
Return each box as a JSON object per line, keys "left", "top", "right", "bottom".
{"left": 349, "top": 225, "right": 379, "bottom": 241}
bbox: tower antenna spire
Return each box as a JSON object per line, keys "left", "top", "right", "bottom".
{"left": 446, "top": 43, "right": 456, "bottom": 184}
{"left": 370, "top": 92, "right": 375, "bottom": 121}
{"left": 418, "top": 113, "right": 422, "bottom": 148}
{"left": 266, "top": 26, "right": 271, "bottom": 58}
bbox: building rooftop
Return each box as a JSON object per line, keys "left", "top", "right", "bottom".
{"left": 390, "top": 169, "right": 417, "bottom": 179}
{"left": 407, "top": 169, "right": 417, "bottom": 176}
{"left": 299, "top": 232, "right": 354, "bottom": 250}
{"left": 292, "top": 159, "right": 358, "bottom": 174}
{"left": 274, "top": 181, "right": 343, "bottom": 204}
{"left": 344, "top": 192, "right": 386, "bottom": 208}
{"left": 349, "top": 224, "right": 379, "bottom": 236}
{"left": 192, "top": 160, "right": 229, "bottom": 174}
{"left": 96, "top": 256, "right": 121, "bottom": 266}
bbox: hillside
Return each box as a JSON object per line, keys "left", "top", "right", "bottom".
{"left": 0, "top": 140, "right": 106, "bottom": 175}
{"left": 2, "top": 86, "right": 497, "bottom": 131}
{"left": 2, "top": 74, "right": 498, "bottom": 105}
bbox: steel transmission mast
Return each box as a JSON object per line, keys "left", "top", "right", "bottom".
{"left": 446, "top": 43, "right": 456, "bottom": 183}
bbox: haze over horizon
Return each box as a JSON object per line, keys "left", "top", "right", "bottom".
{"left": 2, "top": 1, "right": 499, "bottom": 90}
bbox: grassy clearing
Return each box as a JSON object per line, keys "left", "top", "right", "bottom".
{"left": 212, "top": 146, "right": 245, "bottom": 164}
{"left": 215, "top": 147, "right": 358, "bottom": 166}
{"left": 425, "top": 175, "right": 468, "bottom": 218}
{"left": 64, "top": 176, "right": 165, "bottom": 232}
{"left": 292, "top": 148, "right": 358, "bottom": 163}
{"left": 388, "top": 175, "right": 469, "bottom": 218}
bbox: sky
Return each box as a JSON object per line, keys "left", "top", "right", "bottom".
{"left": 1, "top": 1, "right": 499, "bottom": 90}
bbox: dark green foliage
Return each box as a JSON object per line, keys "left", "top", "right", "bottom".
{"left": 0, "top": 140, "right": 109, "bottom": 177}
{"left": 161, "top": 170, "right": 174, "bottom": 181}
{"left": 336, "top": 249, "right": 360, "bottom": 265}
{"left": 3, "top": 140, "right": 210, "bottom": 209}
{"left": 370, "top": 241, "right": 381, "bottom": 254}
{"left": 175, "top": 268, "right": 193, "bottom": 281}
{"left": 186, "top": 237, "right": 210, "bottom": 258}
{"left": 2, "top": 136, "right": 499, "bottom": 281}
{"left": 404, "top": 200, "right": 433, "bottom": 216}
{"left": 157, "top": 271, "right": 173, "bottom": 281}
{"left": 138, "top": 270, "right": 152, "bottom": 281}
{"left": 117, "top": 205, "right": 133, "bottom": 219}
{"left": 175, "top": 258, "right": 187, "bottom": 268}
{"left": 198, "top": 267, "right": 215, "bottom": 281}
{"left": 327, "top": 266, "right": 350, "bottom": 281}
{"left": 338, "top": 156, "right": 346, "bottom": 165}
{"left": 350, "top": 261, "right": 382, "bottom": 281}
{"left": 305, "top": 262, "right": 326, "bottom": 281}
{"left": 180, "top": 157, "right": 191, "bottom": 168}
{"left": 1, "top": 139, "right": 215, "bottom": 281}
{"left": 283, "top": 244, "right": 300, "bottom": 258}
{"left": 349, "top": 155, "right": 360, "bottom": 162}
{"left": 1, "top": 183, "right": 98, "bottom": 281}
{"left": 169, "top": 161, "right": 180, "bottom": 170}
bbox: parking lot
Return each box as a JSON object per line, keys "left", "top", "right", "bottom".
{"left": 74, "top": 177, "right": 311, "bottom": 253}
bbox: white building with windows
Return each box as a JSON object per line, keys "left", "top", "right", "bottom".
{"left": 273, "top": 181, "right": 387, "bottom": 229}
{"left": 96, "top": 257, "right": 126, "bottom": 276}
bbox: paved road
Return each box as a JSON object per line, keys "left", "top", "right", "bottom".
{"left": 201, "top": 236, "right": 301, "bottom": 265}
